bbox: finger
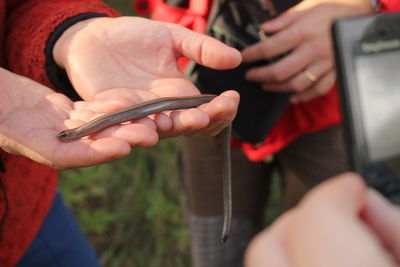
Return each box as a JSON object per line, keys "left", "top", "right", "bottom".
{"left": 246, "top": 43, "right": 320, "bottom": 83}
{"left": 162, "top": 108, "right": 210, "bottom": 138}
{"left": 363, "top": 189, "right": 400, "bottom": 262}
{"left": 61, "top": 115, "right": 158, "bottom": 146}
{"left": 194, "top": 90, "right": 239, "bottom": 136}
{"left": 182, "top": 117, "right": 224, "bottom": 137}
{"left": 262, "top": 59, "right": 332, "bottom": 92}
{"left": 68, "top": 109, "right": 98, "bottom": 122}
{"left": 242, "top": 23, "right": 302, "bottom": 63}
{"left": 90, "top": 118, "right": 158, "bottom": 145}
{"left": 198, "top": 90, "right": 239, "bottom": 123}
{"left": 62, "top": 119, "right": 88, "bottom": 131}
{"left": 2, "top": 126, "right": 132, "bottom": 170}
{"left": 247, "top": 37, "right": 332, "bottom": 83}
{"left": 287, "top": 173, "right": 397, "bottom": 267}
{"left": 44, "top": 92, "right": 74, "bottom": 109}
{"left": 153, "top": 112, "right": 173, "bottom": 134}
{"left": 168, "top": 23, "right": 242, "bottom": 70}
{"left": 245, "top": 211, "right": 295, "bottom": 267}
{"left": 159, "top": 90, "right": 239, "bottom": 138}
{"left": 261, "top": 5, "right": 307, "bottom": 33}
{"left": 290, "top": 70, "right": 336, "bottom": 103}
{"left": 197, "top": 120, "right": 226, "bottom": 137}
{"left": 261, "top": 0, "right": 329, "bottom": 33}
{"left": 298, "top": 172, "right": 367, "bottom": 216}
{"left": 53, "top": 138, "right": 132, "bottom": 169}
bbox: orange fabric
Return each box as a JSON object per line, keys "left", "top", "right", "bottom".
{"left": 152, "top": 1, "right": 209, "bottom": 33}
{"left": 242, "top": 87, "right": 341, "bottom": 161}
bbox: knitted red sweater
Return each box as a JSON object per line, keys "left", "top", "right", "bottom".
{"left": 0, "top": 1, "right": 118, "bottom": 265}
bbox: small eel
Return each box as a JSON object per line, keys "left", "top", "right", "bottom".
{"left": 57, "top": 94, "right": 232, "bottom": 243}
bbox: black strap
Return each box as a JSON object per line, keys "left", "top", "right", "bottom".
{"left": 45, "top": 13, "right": 108, "bottom": 101}
{"left": 0, "top": 157, "right": 4, "bottom": 173}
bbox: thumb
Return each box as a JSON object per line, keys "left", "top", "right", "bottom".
{"left": 363, "top": 189, "right": 400, "bottom": 263}
{"left": 298, "top": 172, "right": 367, "bottom": 215}
{"left": 167, "top": 23, "right": 242, "bottom": 70}
{"left": 286, "top": 173, "right": 397, "bottom": 267}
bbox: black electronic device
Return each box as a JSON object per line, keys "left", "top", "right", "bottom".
{"left": 333, "top": 13, "right": 400, "bottom": 202}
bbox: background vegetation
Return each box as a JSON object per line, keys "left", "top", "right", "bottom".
{"left": 59, "top": 1, "right": 281, "bottom": 266}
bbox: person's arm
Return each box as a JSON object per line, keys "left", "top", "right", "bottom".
{"left": 6, "top": 0, "right": 241, "bottom": 139}
{"left": 51, "top": 16, "right": 241, "bottom": 138}
{"left": 5, "top": 0, "right": 119, "bottom": 96}
{"left": 0, "top": 67, "right": 159, "bottom": 169}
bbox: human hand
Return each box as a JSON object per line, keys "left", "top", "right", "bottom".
{"left": 53, "top": 16, "right": 241, "bottom": 137}
{"left": 242, "top": 0, "right": 373, "bottom": 103}
{"left": 0, "top": 68, "right": 160, "bottom": 169}
{"left": 245, "top": 173, "right": 400, "bottom": 267}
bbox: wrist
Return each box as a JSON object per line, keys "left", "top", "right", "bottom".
{"left": 45, "top": 14, "right": 107, "bottom": 100}
{"left": 53, "top": 17, "right": 101, "bottom": 69}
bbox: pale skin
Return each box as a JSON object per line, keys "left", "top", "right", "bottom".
{"left": 53, "top": 16, "right": 241, "bottom": 138}
{"left": 0, "top": 68, "right": 159, "bottom": 169}
{"left": 245, "top": 173, "right": 400, "bottom": 267}
{"left": 1, "top": 17, "right": 241, "bottom": 169}
{"left": 242, "top": 0, "right": 373, "bottom": 103}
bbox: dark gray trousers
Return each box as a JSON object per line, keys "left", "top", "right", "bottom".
{"left": 180, "top": 125, "right": 350, "bottom": 267}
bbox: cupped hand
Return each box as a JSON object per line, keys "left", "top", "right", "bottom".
{"left": 242, "top": 0, "right": 373, "bottom": 103}
{"left": 0, "top": 69, "right": 159, "bottom": 169}
{"left": 53, "top": 16, "right": 241, "bottom": 136}
{"left": 245, "top": 173, "right": 400, "bottom": 267}
{"left": 81, "top": 87, "right": 239, "bottom": 139}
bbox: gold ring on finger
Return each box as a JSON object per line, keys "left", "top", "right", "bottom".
{"left": 303, "top": 70, "right": 318, "bottom": 83}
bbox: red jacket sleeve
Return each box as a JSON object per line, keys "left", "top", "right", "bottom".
{"left": 380, "top": 0, "right": 400, "bottom": 12}
{"left": 5, "top": 0, "right": 120, "bottom": 89}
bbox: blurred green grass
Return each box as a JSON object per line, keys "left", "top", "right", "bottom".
{"left": 60, "top": 139, "right": 280, "bottom": 267}
{"left": 60, "top": 138, "right": 190, "bottom": 267}
{"left": 59, "top": 1, "right": 281, "bottom": 266}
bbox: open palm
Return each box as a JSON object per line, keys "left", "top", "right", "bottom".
{"left": 54, "top": 17, "right": 241, "bottom": 137}
{"left": 0, "top": 70, "right": 158, "bottom": 169}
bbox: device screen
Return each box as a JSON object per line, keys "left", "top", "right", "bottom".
{"left": 354, "top": 45, "right": 400, "bottom": 176}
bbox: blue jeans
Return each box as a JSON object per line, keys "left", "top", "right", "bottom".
{"left": 17, "top": 192, "right": 101, "bottom": 267}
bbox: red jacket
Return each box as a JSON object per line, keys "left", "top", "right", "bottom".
{"left": 0, "top": 1, "right": 118, "bottom": 265}
{"left": 135, "top": 0, "right": 400, "bottom": 162}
